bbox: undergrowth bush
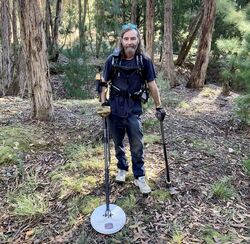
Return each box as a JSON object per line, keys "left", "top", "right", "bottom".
{"left": 243, "top": 159, "right": 250, "bottom": 175}
{"left": 234, "top": 94, "right": 250, "bottom": 125}
{"left": 59, "top": 46, "right": 96, "bottom": 99}
{"left": 211, "top": 177, "right": 234, "bottom": 200}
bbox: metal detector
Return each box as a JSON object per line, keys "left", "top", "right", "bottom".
{"left": 159, "top": 120, "right": 171, "bottom": 187}
{"left": 90, "top": 117, "right": 126, "bottom": 235}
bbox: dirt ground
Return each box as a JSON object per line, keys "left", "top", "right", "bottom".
{"left": 0, "top": 81, "right": 249, "bottom": 243}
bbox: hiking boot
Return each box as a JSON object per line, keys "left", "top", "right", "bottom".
{"left": 115, "top": 169, "right": 126, "bottom": 183}
{"left": 134, "top": 176, "right": 151, "bottom": 194}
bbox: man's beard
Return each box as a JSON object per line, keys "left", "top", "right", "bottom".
{"left": 124, "top": 46, "right": 136, "bottom": 58}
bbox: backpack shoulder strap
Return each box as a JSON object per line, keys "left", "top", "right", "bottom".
{"left": 136, "top": 53, "right": 146, "bottom": 82}
{"left": 136, "top": 53, "right": 144, "bottom": 70}
{"left": 111, "top": 48, "right": 121, "bottom": 81}
{"left": 111, "top": 48, "right": 121, "bottom": 65}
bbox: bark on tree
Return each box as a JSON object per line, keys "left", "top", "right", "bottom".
{"left": 18, "top": 46, "right": 29, "bottom": 98}
{"left": 18, "top": 0, "right": 54, "bottom": 121}
{"left": 78, "top": 0, "right": 88, "bottom": 52}
{"left": 51, "top": 0, "right": 62, "bottom": 61}
{"left": 146, "top": 0, "right": 155, "bottom": 60}
{"left": 95, "top": 1, "right": 104, "bottom": 58}
{"left": 122, "top": 0, "right": 126, "bottom": 23}
{"left": 6, "top": 0, "right": 20, "bottom": 96}
{"left": 12, "top": 0, "right": 18, "bottom": 45}
{"left": 175, "top": 7, "right": 204, "bottom": 66}
{"left": 0, "top": 0, "right": 12, "bottom": 96}
{"left": 161, "top": 0, "right": 177, "bottom": 87}
{"left": 187, "top": 0, "right": 216, "bottom": 88}
{"left": 45, "top": 0, "right": 52, "bottom": 50}
{"left": 131, "top": 0, "right": 137, "bottom": 24}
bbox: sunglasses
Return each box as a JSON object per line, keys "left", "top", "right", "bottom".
{"left": 122, "top": 23, "right": 137, "bottom": 30}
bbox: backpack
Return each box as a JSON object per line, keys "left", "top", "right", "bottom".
{"left": 110, "top": 49, "right": 149, "bottom": 104}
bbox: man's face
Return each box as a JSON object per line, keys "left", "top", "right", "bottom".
{"left": 121, "top": 29, "right": 139, "bottom": 59}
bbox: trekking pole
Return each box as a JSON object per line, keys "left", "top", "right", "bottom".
{"left": 159, "top": 120, "right": 171, "bottom": 186}
{"left": 103, "top": 117, "right": 111, "bottom": 217}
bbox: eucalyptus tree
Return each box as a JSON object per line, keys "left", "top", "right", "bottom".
{"left": 0, "top": 0, "right": 11, "bottom": 96}
{"left": 18, "top": 0, "right": 54, "bottom": 121}
{"left": 51, "top": 0, "right": 63, "bottom": 61}
{"left": 187, "top": 0, "right": 216, "bottom": 88}
{"left": 45, "top": 0, "right": 53, "bottom": 50}
{"left": 78, "top": 0, "right": 88, "bottom": 53}
{"left": 131, "top": 0, "right": 137, "bottom": 24}
{"left": 175, "top": 6, "right": 203, "bottom": 66}
{"left": 161, "top": 0, "right": 177, "bottom": 87}
{"left": 6, "top": 0, "right": 21, "bottom": 96}
{"left": 44, "top": 0, "right": 63, "bottom": 61}
{"left": 146, "top": 0, "right": 155, "bottom": 60}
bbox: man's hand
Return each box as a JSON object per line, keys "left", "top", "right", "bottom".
{"left": 97, "top": 101, "right": 111, "bottom": 117}
{"left": 155, "top": 107, "right": 166, "bottom": 121}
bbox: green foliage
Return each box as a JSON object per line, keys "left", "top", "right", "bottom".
{"left": 234, "top": 94, "right": 250, "bottom": 125}
{"left": 60, "top": 46, "right": 96, "bottom": 99}
{"left": 211, "top": 177, "right": 234, "bottom": 200}
{"left": 12, "top": 193, "right": 48, "bottom": 217}
{"left": 68, "top": 195, "right": 100, "bottom": 225}
{"left": 170, "top": 230, "right": 185, "bottom": 244}
{"left": 50, "top": 142, "right": 105, "bottom": 198}
{"left": 243, "top": 159, "right": 250, "bottom": 175}
{"left": 191, "top": 138, "right": 216, "bottom": 156}
{"left": 6, "top": 172, "right": 47, "bottom": 217}
{"left": 0, "top": 126, "right": 45, "bottom": 165}
{"left": 94, "top": 0, "right": 122, "bottom": 57}
{"left": 215, "top": 2, "right": 250, "bottom": 92}
{"left": 144, "top": 134, "right": 161, "bottom": 144}
{"left": 0, "top": 126, "right": 45, "bottom": 150}
{"left": 65, "top": 143, "right": 102, "bottom": 162}
{"left": 152, "top": 189, "right": 171, "bottom": 201}
{"left": 115, "top": 194, "right": 137, "bottom": 213}
{"left": 216, "top": 38, "right": 241, "bottom": 55}
{"left": 165, "top": 96, "right": 182, "bottom": 108}
{"left": 51, "top": 173, "right": 97, "bottom": 197}
{"left": 143, "top": 119, "right": 159, "bottom": 131}
{"left": 157, "top": 71, "right": 171, "bottom": 93}
{"left": 79, "top": 195, "right": 100, "bottom": 215}
{"left": 154, "top": 71, "right": 183, "bottom": 108}
{"left": 0, "top": 146, "right": 18, "bottom": 165}
{"left": 177, "top": 101, "right": 190, "bottom": 109}
{"left": 63, "top": 175, "right": 91, "bottom": 192}
{"left": 171, "top": 0, "right": 202, "bottom": 52}
{"left": 58, "top": 1, "right": 78, "bottom": 44}
{"left": 201, "top": 225, "right": 236, "bottom": 243}
{"left": 62, "top": 143, "right": 103, "bottom": 171}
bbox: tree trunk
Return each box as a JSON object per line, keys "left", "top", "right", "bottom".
{"left": 161, "top": 0, "right": 177, "bottom": 87}
{"left": 6, "top": 0, "right": 20, "bottom": 96}
{"left": 131, "top": 0, "right": 137, "bottom": 24}
{"left": 12, "top": 0, "right": 18, "bottom": 45}
{"left": 122, "top": 0, "right": 126, "bottom": 23}
{"left": 0, "top": 0, "right": 12, "bottom": 96}
{"left": 146, "top": 0, "right": 155, "bottom": 60}
{"left": 78, "top": 0, "right": 88, "bottom": 53}
{"left": 187, "top": 0, "right": 216, "bottom": 88}
{"left": 18, "top": 0, "right": 54, "bottom": 121}
{"left": 51, "top": 0, "right": 62, "bottom": 61}
{"left": 95, "top": 1, "right": 104, "bottom": 58}
{"left": 175, "top": 7, "right": 204, "bottom": 66}
{"left": 45, "top": 0, "right": 52, "bottom": 50}
{"left": 17, "top": 47, "right": 28, "bottom": 98}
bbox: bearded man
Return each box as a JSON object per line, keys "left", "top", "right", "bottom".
{"left": 99, "top": 23, "right": 166, "bottom": 194}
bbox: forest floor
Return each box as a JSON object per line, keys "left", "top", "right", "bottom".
{"left": 0, "top": 77, "right": 249, "bottom": 243}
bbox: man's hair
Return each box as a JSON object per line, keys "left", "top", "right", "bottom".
{"left": 118, "top": 27, "right": 145, "bottom": 57}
